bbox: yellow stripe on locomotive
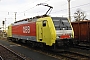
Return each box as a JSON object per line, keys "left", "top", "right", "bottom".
{"left": 67, "top": 18, "right": 74, "bottom": 38}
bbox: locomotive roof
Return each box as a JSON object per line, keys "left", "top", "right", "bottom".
{"left": 14, "top": 18, "right": 30, "bottom": 23}
{"left": 51, "top": 17, "right": 68, "bottom": 20}
{"left": 14, "top": 15, "right": 49, "bottom": 23}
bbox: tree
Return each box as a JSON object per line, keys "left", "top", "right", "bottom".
{"left": 74, "top": 9, "right": 86, "bottom": 21}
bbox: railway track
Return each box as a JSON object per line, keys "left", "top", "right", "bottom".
{"left": 0, "top": 44, "right": 26, "bottom": 60}
{"left": 54, "top": 50, "right": 90, "bottom": 60}
{"left": 0, "top": 56, "right": 3, "bottom": 60}
{"left": 6, "top": 40, "right": 90, "bottom": 60}
{"left": 74, "top": 44, "right": 90, "bottom": 50}
{"left": 29, "top": 46, "right": 90, "bottom": 60}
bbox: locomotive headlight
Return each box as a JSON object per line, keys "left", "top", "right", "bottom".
{"left": 56, "top": 36, "right": 59, "bottom": 38}
{"left": 71, "top": 34, "right": 74, "bottom": 38}
{"left": 71, "top": 34, "right": 73, "bottom": 38}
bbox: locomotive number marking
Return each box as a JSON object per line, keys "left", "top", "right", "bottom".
{"left": 23, "top": 26, "right": 30, "bottom": 33}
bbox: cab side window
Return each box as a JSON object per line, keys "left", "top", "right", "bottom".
{"left": 43, "top": 20, "right": 47, "bottom": 27}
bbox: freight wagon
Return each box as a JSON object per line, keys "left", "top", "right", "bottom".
{"left": 71, "top": 20, "right": 90, "bottom": 43}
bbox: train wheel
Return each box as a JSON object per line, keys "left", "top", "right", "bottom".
{"left": 31, "top": 42, "right": 35, "bottom": 47}
{"left": 11, "top": 38, "right": 16, "bottom": 42}
{"left": 7, "top": 37, "right": 12, "bottom": 42}
{"left": 39, "top": 43, "right": 43, "bottom": 48}
{"left": 51, "top": 44, "right": 58, "bottom": 50}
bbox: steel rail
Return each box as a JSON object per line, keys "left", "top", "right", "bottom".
{"left": 0, "top": 44, "right": 26, "bottom": 60}
{"left": 0, "top": 56, "right": 3, "bottom": 60}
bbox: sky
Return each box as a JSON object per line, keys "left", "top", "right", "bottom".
{"left": 0, "top": 0, "right": 90, "bottom": 29}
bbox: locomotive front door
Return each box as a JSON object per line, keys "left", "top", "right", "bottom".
{"left": 37, "top": 20, "right": 47, "bottom": 42}
{"left": 37, "top": 21, "right": 43, "bottom": 41}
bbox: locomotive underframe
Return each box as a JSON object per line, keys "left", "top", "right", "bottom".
{"left": 54, "top": 38, "right": 78, "bottom": 48}
{"left": 7, "top": 37, "right": 78, "bottom": 50}
{"left": 55, "top": 39, "right": 73, "bottom": 47}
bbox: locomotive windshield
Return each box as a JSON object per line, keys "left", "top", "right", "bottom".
{"left": 52, "top": 17, "right": 72, "bottom": 30}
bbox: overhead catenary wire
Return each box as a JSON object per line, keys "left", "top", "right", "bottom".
{"left": 18, "top": 0, "right": 51, "bottom": 14}
{"left": 0, "top": 0, "right": 48, "bottom": 19}
{"left": 0, "top": 1, "right": 90, "bottom": 15}
{"left": 51, "top": 2, "right": 90, "bottom": 14}
{"left": 51, "top": 8, "right": 90, "bottom": 20}
{"left": 54, "top": 9, "right": 90, "bottom": 18}
{"left": 14, "top": 0, "right": 51, "bottom": 17}
{"left": 0, "top": 0, "right": 90, "bottom": 21}
{"left": 2, "top": 1, "right": 90, "bottom": 16}
{"left": 8, "top": 0, "right": 51, "bottom": 21}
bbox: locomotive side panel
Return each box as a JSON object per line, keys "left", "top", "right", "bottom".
{"left": 12, "top": 22, "right": 36, "bottom": 41}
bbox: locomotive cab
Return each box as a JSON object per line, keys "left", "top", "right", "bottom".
{"left": 36, "top": 16, "right": 75, "bottom": 47}
{"left": 36, "top": 16, "right": 56, "bottom": 46}
{"left": 52, "top": 17, "right": 74, "bottom": 47}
